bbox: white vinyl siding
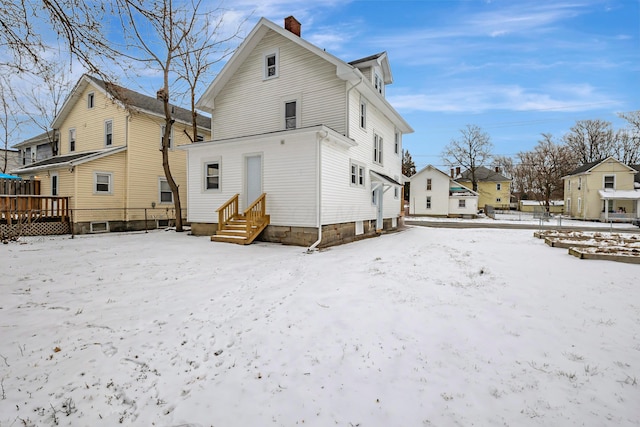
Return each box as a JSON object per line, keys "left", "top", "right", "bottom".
{"left": 212, "top": 31, "right": 346, "bottom": 139}
{"left": 186, "top": 131, "right": 318, "bottom": 227}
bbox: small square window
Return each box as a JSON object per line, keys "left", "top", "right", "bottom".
{"left": 95, "top": 172, "right": 112, "bottom": 194}
{"left": 458, "top": 199, "right": 466, "bottom": 208}
{"left": 205, "top": 162, "right": 220, "bottom": 190}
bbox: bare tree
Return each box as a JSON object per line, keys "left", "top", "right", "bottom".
{"left": 0, "top": 77, "right": 23, "bottom": 172}
{"left": 493, "top": 155, "right": 515, "bottom": 179}
{"left": 563, "top": 119, "right": 614, "bottom": 164}
{"left": 115, "top": 0, "right": 229, "bottom": 232}
{"left": 442, "top": 124, "right": 493, "bottom": 192}
{"left": 614, "top": 111, "right": 640, "bottom": 164}
{"left": 517, "top": 134, "right": 578, "bottom": 210}
{"left": 20, "top": 66, "right": 75, "bottom": 156}
{"left": 175, "top": 8, "right": 243, "bottom": 142}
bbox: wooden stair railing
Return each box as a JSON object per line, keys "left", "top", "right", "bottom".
{"left": 212, "top": 193, "right": 270, "bottom": 245}
{"left": 215, "top": 194, "right": 239, "bottom": 232}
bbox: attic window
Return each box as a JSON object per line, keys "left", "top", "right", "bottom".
{"left": 88, "top": 92, "right": 94, "bottom": 109}
{"left": 374, "top": 73, "right": 384, "bottom": 95}
{"left": 263, "top": 49, "right": 279, "bottom": 80}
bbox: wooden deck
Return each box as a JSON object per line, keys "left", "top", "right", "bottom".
{"left": 0, "top": 195, "right": 70, "bottom": 225}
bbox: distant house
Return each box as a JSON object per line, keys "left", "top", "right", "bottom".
{"left": 12, "top": 132, "right": 57, "bottom": 166}
{"left": 408, "top": 165, "right": 478, "bottom": 217}
{"left": 1, "top": 148, "right": 21, "bottom": 173}
{"left": 182, "top": 16, "right": 413, "bottom": 247}
{"left": 519, "top": 200, "right": 564, "bottom": 214}
{"left": 562, "top": 157, "right": 640, "bottom": 222}
{"left": 456, "top": 166, "right": 511, "bottom": 210}
{"left": 12, "top": 74, "right": 210, "bottom": 233}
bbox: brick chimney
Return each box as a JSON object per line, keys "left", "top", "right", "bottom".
{"left": 456, "top": 166, "right": 460, "bottom": 176}
{"left": 495, "top": 166, "right": 500, "bottom": 173}
{"left": 284, "top": 16, "right": 301, "bottom": 37}
{"left": 450, "top": 168, "right": 454, "bottom": 178}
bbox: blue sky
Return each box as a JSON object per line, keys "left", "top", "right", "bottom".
{"left": 234, "top": 0, "right": 638, "bottom": 170}
{"left": 14, "top": 0, "right": 640, "bottom": 170}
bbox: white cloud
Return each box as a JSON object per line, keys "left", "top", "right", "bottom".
{"left": 388, "top": 83, "right": 620, "bottom": 114}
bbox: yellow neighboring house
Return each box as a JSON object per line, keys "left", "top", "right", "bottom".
{"left": 456, "top": 166, "right": 511, "bottom": 210}
{"left": 562, "top": 157, "right": 640, "bottom": 222}
{"left": 12, "top": 74, "right": 211, "bottom": 233}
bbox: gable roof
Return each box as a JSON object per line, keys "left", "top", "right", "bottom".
{"left": 566, "top": 156, "right": 637, "bottom": 177}
{"left": 458, "top": 166, "right": 510, "bottom": 182}
{"left": 11, "top": 147, "right": 126, "bottom": 174}
{"left": 349, "top": 51, "right": 393, "bottom": 85}
{"left": 52, "top": 74, "right": 210, "bottom": 130}
{"left": 196, "top": 17, "right": 412, "bottom": 134}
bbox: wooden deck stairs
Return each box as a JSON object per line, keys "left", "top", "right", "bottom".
{"left": 212, "top": 193, "right": 270, "bottom": 245}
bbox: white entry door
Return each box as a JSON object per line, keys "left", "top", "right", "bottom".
{"left": 245, "top": 154, "right": 262, "bottom": 206}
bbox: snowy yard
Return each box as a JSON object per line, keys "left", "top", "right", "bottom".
{"left": 1, "top": 227, "right": 639, "bottom": 426}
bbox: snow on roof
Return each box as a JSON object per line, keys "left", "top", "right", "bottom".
{"left": 598, "top": 189, "right": 640, "bottom": 200}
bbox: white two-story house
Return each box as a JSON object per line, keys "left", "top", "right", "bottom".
{"left": 183, "top": 16, "right": 413, "bottom": 247}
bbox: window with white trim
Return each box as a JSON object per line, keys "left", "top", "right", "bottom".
{"left": 285, "top": 101, "right": 297, "bottom": 129}
{"left": 426, "top": 196, "right": 431, "bottom": 209}
{"left": 159, "top": 178, "right": 173, "bottom": 203}
{"left": 104, "top": 120, "right": 113, "bottom": 146}
{"left": 87, "top": 92, "right": 94, "bottom": 109}
{"left": 458, "top": 199, "right": 466, "bottom": 208}
{"left": 263, "top": 49, "right": 279, "bottom": 79}
{"left": 160, "top": 125, "right": 173, "bottom": 149}
{"left": 373, "top": 133, "right": 383, "bottom": 165}
{"left": 205, "top": 161, "right": 220, "bottom": 190}
{"left": 350, "top": 161, "right": 365, "bottom": 187}
{"left": 359, "top": 98, "right": 367, "bottom": 129}
{"left": 394, "top": 131, "right": 400, "bottom": 155}
{"left": 426, "top": 178, "right": 432, "bottom": 191}
{"left": 374, "top": 73, "right": 384, "bottom": 95}
{"left": 69, "top": 128, "right": 76, "bottom": 152}
{"left": 604, "top": 175, "right": 615, "bottom": 189}
{"left": 94, "top": 172, "right": 112, "bottom": 194}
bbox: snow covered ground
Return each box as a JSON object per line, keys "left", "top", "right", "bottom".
{"left": 1, "top": 227, "right": 639, "bottom": 426}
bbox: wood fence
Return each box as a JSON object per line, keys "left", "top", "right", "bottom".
{"left": 0, "top": 178, "right": 40, "bottom": 195}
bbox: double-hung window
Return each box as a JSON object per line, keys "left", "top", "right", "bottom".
{"left": 394, "top": 131, "right": 400, "bottom": 155}
{"left": 263, "top": 49, "right": 279, "bottom": 79}
{"left": 350, "top": 161, "right": 365, "bottom": 187}
{"left": 426, "top": 196, "right": 432, "bottom": 209}
{"left": 94, "top": 172, "right": 112, "bottom": 194}
{"left": 205, "top": 161, "right": 220, "bottom": 190}
{"left": 159, "top": 178, "right": 173, "bottom": 203}
{"left": 373, "top": 133, "right": 383, "bottom": 165}
{"left": 285, "top": 101, "right": 297, "bottom": 129}
{"left": 87, "top": 92, "right": 94, "bottom": 109}
{"left": 359, "top": 99, "right": 367, "bottom": 129}
{"left": 604, "top": 175, "right": 615, "bottom": 189}
{"left": 496, "top": 183, "right": 502, "bottom": 191}
{"left": 51, "top": 174, "right": 58, "bottom": 196}
{"left": 160, "top": 125, "right": 173, "bottom": 149}
{"left": 374, "top": 73, "right": 384, "bottom": 95}
{"left": 426, "top": 178, "right": 432, "bottom": 191}
{"left": 104, "top": 120, "right": 113, "bottom": 146}
{"left": 69, "top": 128, "right": 76, "bottom": 152}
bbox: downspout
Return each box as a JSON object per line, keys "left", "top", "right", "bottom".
{"left": 345, "top": 77, "right": 363, "bottom": 139}
{"left": 307, "top": 130, "right": 327, "bottom": 252}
